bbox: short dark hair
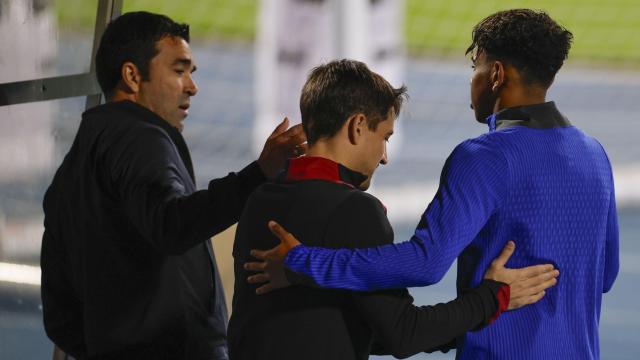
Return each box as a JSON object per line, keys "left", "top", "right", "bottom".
{"left": 96, "top": 11, "right": 190, "bottom": 98}
{"left": 466, "top": 9, "right": 573, "bottom": 87}
{"left": 300, "top": 59, "right": 407, "bottom": 145}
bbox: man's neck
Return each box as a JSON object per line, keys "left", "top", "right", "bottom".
{"left": 306, "top": 139, "right": 354, "bottom": 170}
{"left": 494, "top": 85, "right": 547, "bottom": 113}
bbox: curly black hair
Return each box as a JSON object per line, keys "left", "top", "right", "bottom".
{"left": 96, "top": 12, "right": 190, "bottom": 98}
{"left": 466, "top": 9, "right": 573, "bottom": 87}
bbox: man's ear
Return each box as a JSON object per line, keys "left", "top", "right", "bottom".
{"left": 490, "top": 60, "right": 505, "bottom": 93}
{"left": 120, "top": 61, "right": 142, "bottom": 94}
{"left": 347, "top": 113, "right": 367, "bottom": 145}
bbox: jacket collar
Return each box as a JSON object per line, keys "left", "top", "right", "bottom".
{"left": 95, "top": 100, "right": 196, "bottom": 183}
{"left": 283, "top": 156, "right": 368, "bottom": 189}
{"left": 486, "top": 101, "right": 571, "bottom": 132}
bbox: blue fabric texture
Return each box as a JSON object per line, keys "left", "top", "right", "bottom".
{"left": 284, "top": 120, "right": 619, "bottom": 359}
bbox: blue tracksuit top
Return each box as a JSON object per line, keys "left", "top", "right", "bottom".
{"left": 284, "top": 102, "right": 619, "bottom": 359}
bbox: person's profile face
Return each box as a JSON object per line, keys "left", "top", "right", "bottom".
{"left": 357, "top": 110, "right": 395, "bottom": 190}
{"left": 469, "top": 50, "right": 495, "bottom": 123}
{"left": 138, "top": 36, "right": 198, "bottom": 132}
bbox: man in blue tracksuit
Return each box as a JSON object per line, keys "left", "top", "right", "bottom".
{"left": 247, "top": 9, "right": 619, "bottom": 360}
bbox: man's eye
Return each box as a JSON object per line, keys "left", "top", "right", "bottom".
{"left": 175, "top": 69, "right": 185, "bottom": 75}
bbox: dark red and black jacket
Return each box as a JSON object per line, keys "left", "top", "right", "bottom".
{"left": 228, "top": 156, "right": 508, "bottom": 360}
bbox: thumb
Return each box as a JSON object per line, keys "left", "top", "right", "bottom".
{"left": 270, "top": 117, "right": 289, "bottom": 137}
{"left": 268, "top": 220, "right": 300, "bottom": 250}
{"left": 493, "top": 240, "right": 515, "bottom": 268}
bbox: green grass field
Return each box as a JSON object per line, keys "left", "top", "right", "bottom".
{"left": 55, "top": 0, "right": 640, "bottom": 65}
{"left": 405, "top": 0, "right": 640, "bottom": 65}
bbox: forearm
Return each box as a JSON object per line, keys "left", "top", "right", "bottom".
{"left": 135, "top": 161, "right": 265, "bottom": 254}
{"left": 285, "top": 236, "right": 445, "bottom": 291}
{"left": 354, "top": 280, "right": 508, "bottom": 358}
{"left": 205, "top": 161, "right": 266, "bottom": 232}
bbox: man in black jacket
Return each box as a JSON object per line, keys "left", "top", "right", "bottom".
{"left": 40, "top": 12, "right": 305, "bottom": 359}
{"left": 228, "top": 60, "right": 558, "bottom": 359}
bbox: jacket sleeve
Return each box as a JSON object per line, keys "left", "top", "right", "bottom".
{"left": 324, "top": 192, "right": 508, "bottom": 358}
{"left": 354, "top": 281, "right": 505, "bottom": 358}
{"left": 107, "top": 125, "right": 265, "bottom": 254}
{"left": 285, "top": 138, "right": 509, "bottom": 291}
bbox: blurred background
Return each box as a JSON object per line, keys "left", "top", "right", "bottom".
{"left": 0, "top": 0, "right": 638, "bottom": 358}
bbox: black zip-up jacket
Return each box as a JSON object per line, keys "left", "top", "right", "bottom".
{"left": 228, "top": 156, "right": 507, "bottom": 360}
{"left": 41, "top": 100, "right": 264, "bottom": 359}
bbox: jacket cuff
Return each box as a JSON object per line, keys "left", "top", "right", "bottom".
{"left": 482, "top": 279, "right": 510, "bottom": 325}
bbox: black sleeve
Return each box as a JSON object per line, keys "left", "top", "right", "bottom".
{"left": 353, "top": 281, "right": 504, "bottom": 358}
{"left": 108, "top": 126, "right": 265, "bottom": 255}
{"left": 325, "top": 192, "right": 505, "bottom": 358}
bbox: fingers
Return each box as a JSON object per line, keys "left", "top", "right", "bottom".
{"left": 512, "top": 264, "right": 556, "bottom": 279}
{"left": 513, "top": 269, "right": 559, "bottom": 296}
{"left": 279, "top": 124, "right": 307, "bottom": 146}
{"left": 249, "top": 249, "right": 268, "bottom": 261}
{"left": 519, "top": 276, "right": 557, "bottom": 296}
{"left": 256, "top": 283, "right": 276, "bottom": 295}
{"left": 247, "top": 273, "right": 269, "bottom": 284}
{"left": 244, "top": 260, "right": 266, "bottom": 272}
{"left": 282, "top": 123, "right": 304, "bottom": 138}
{"left": 297, "top": 143, "right": 309, "bottom": 156}
{"left": 292, "top": 143, "right": 309, "bottom": 157}
{"left": 509, "top": 291, "right": 546, "bottom": 310}
{"left": 492, "top": 241, "right": 515, "bottom": 268}
{"left": 269, "top": 117, "right": 289, "bottom": 137}
{"left": 268, "top": 221, "right": 291, "bottom": 244}
{"left": 269, "top": 221, "right": 302, "bottom": 252}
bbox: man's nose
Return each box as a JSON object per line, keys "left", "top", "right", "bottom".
{"left": 380, "top": 145, "right": 388, "bottom": 165}
{"left": 186, "top": 75, "right": 198, "bottom": 96}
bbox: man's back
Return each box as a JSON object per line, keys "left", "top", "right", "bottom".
{"left": 229, "top": 157, "right": 393, "bottom": 360}
{"left": 457, "top": 120, "right": 617, "bottom": 359}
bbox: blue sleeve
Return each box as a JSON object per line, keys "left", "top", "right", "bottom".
{"left": 285, "top": 138, "right": 509, "bottom": 291}
{"left": 603, "top": 172, "right": 619, "bottom": 293}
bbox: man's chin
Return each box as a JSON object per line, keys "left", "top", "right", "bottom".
{"left": 359, "top": 178, "right": 372, "bottom": 191}
{"left": 170, "top": 115, "right": 186, "bottom": 132}
{"left": 474, "top": 110, "right": 491, "bottom": 124}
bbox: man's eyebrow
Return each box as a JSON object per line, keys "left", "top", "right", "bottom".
{"left": 174, "top": 58, "right": 197, "bottom": 72}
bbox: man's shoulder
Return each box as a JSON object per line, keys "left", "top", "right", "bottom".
{"left": 448, "top": 133, "right": 507, "bottom": 166}
{"left": 339, "top": 190, "right": 387, "bottom": 214}
{"left": 83, "top": 101, "right": 171, "bottom": 138}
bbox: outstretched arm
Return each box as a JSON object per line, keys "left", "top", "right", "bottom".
{"left": 246, "top": 222, "right": 559, "bottom": 309}
{"left": 249, "top": 139, "right": 511, "bottom": 290}
{"left": 112, "top": 118, "right": 305, "bottom": 255}
{"left": 358, "top": 241, "right": 557, "bottom": 358}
